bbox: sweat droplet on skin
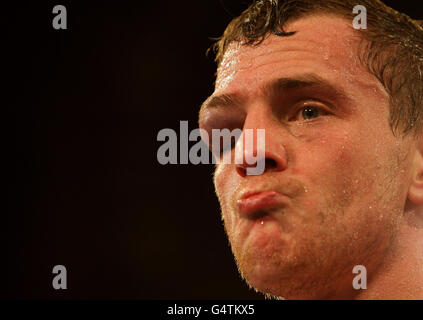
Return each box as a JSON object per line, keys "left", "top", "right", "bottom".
{"left": 215, "top": 43, "right": 242, "bottom": 92}
{"left": 216, "top": 70, "right": 236, "bottom": 92}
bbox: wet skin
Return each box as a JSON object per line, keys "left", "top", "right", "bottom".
{"left": 199, "top": 15, "right": 423, "bottom": 299}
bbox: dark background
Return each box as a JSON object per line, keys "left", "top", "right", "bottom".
{"left": 5, "top": 0, "right": 422, "bottom": 299}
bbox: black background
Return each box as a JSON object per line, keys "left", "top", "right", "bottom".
{"left": 5, "top": 0, "right": 422, "bottom": 299}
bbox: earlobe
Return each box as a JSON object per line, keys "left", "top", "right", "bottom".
{"left": 407, "top": 148, "right": 423, "bottom": 205}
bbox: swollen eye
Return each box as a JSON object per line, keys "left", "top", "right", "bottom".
{"left": 198, "top": 109, "right": 245, "bottom": 154}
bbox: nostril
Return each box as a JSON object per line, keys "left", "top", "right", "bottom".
{"left": 265, "top": 158, "right": 277, "bottom": 170}
{"left": 236, "top": 165, "right": 247, "bottom": 177}
{"left": 236, "top": 158, "right": 279, "bottom": 177}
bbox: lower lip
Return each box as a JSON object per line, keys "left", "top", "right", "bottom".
{"left": 237, "top": 191, "right": 286, "bottom": 216}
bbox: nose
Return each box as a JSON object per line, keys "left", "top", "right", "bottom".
{"left": 235, "top": 106, "right": 288, "bottom": 177}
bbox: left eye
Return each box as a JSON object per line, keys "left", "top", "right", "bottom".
{"left": 293, "top": 106, "right": 327, "bottom": 121}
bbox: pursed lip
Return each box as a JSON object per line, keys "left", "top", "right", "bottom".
{"left": 236, "top": 189, "right": 289, "bottom": 217}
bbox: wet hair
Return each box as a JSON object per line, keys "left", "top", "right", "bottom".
{"left": 209, "top": 0, "right": 423, "bottom": 137}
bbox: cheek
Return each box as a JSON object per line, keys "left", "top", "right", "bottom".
{"left": 214, "top": 164, "right": 238, "bottom": 225}
{"left": 296, "top": 131, "right": 361, "bottom": 195}
{"left": 214, "top": 164, "right": 230, "bottom": 198}
{"left": 293, "top": 127, "right": 384, "bottom": 227}
{"left": 298, "top": 128, "right": 406, "bottom": 233}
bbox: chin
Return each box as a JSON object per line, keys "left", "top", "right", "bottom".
{"left": 236, "top": 252, "right": 336, "bottom": 300}
{"left": 236, "top": 253, "right": 297, "bottom": 297}
{"left": 242, "top": 265, "right": 287, "bottom": 297}
{"left": 242, "top": 271, "right": 325, "bottom": 300}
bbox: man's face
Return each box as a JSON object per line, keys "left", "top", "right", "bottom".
{"left": 199, "top": 15, "right": 415, "bottom": 299}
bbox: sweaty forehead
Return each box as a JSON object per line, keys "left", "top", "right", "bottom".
{"left": 215, "top": 14, "right": 372, "bottom": 94}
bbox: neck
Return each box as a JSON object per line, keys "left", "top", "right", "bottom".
{"left": 355, "top": 210, "right": 423, "bottom": 299}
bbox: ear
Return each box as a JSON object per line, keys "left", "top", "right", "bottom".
{"left": 407, "top": 139, "right": 423, "bottom": 205}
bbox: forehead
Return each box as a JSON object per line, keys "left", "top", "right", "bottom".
{"left": 215, "top": 15, "right": 385, "bottom": 98}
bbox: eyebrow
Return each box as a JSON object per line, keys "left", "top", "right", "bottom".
{"left": 200, "top": 73, "right": 351, "bottom": 113}
{"left": 266, "top": 74, "right": 349, "bottom": 101}
{"left": 200, "top": 93, "right": 242, "bottom": 114}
